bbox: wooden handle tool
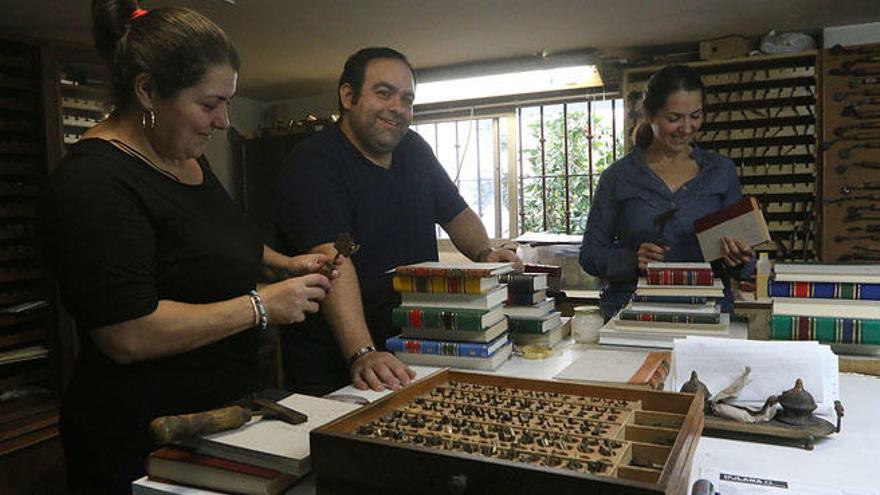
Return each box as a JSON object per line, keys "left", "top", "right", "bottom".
{"left": 148, "top": 405, "right": 253, "bottom": 445}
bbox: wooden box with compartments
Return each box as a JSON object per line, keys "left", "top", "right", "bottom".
{"left": 310, "top": 370, "right": 703, "bottom": 494}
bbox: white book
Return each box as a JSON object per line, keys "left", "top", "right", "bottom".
{"left": 636, "top": 278, "right": 725, "bottom": 297}
{"left": 554, "top": 348, "right": 669, "bottom": 388}
{"left": 186, "top": 394, "right": 360, "bottom": 476}
{"left": 399, "top": 285, "right": 508, "bottom": 310}
{"left": 395, "top": 343, "right": 513, "bottom": 370}
{"left": 628, "top": 302, "right": 719, "bottom": 314}
{"left": 774, "top": 263, "right": 880, "bottom": 283}
{"left": 773, "top": 297, "right": 880, "bottom": 319}
{"left": 611, "top": 313, "right": 731, "bottom": 333}
{"left": 501, "top": 298, "right": 555, "bottom": 318}
{"left": 599, "top": 320, "right": 746, "bottom": 349}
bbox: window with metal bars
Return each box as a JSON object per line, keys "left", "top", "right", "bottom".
{"left": 518, "top": 99, "right": 625, "bottom": 235}
{"left": 413, "top": 96, "right": 625, "bottom": 240}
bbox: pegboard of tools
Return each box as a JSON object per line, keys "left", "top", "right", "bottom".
{"left": 821, "top": 42, "right": 880, "bottom": 263}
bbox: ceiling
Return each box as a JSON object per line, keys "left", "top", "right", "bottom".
{"left": 3, "top": 0, "right": 879, "bottom": 102}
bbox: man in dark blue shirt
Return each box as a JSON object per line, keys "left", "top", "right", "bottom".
{"left": 275, "top": 47, "right": 521, "bottom": 395}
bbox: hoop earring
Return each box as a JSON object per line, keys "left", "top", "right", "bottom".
{"left": 142, "top": 110, "right": 156, "bottom": 130}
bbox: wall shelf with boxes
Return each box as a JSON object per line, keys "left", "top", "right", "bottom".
{"left": 58, "top": 61, "right": 108, "bottom": 145}
{"left": 622, "top": 51, "right": 819, "bottom": 262}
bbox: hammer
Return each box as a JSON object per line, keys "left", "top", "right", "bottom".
{"left": 149, "top": 391, "right": 308, "bottom": 445}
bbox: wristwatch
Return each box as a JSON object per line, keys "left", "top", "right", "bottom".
{"left": 347, "top": 345, "right": 376, "bottom": 368}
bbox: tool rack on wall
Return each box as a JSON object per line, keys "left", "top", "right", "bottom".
{"left": 820, "top": 42, "right": 880, "bottom": 263}
{"left": 623, "top": 51, "right": 819, "bottom": 262}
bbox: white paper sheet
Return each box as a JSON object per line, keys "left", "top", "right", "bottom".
{"left": 672, "top": 337, "right": 840, "bottom": 416}
{"left": 698, "top": 468, "right": 877, "bottom": 495}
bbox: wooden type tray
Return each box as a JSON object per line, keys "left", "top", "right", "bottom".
{"left": 311, "top": 370, "right": 704, "bottom": 495}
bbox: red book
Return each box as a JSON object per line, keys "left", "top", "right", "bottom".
{"left": 393, "top": 261, "right": 513, "bottom": 278}
{"left": 645, "top": 262, "right": 714, "bottom": 286}
{"left": 147, "top": 446, "right": 298, "bottom": 495}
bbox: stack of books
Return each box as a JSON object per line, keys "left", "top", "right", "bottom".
{"left": 386, "top": 262, "right": 515, "bottom": 370}
{"left": 770, "top": 263, "right": 880, "bottom": 354}
{"left": 501, "top": 272, "right": 566, "bottom": 347}
{"left": 599, "top": 262, "right": 731, "bottom": 348}
{"left": 143, "top": 393, "right": 360, "bottom": 494}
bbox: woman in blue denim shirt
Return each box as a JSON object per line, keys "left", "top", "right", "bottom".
{"left": 580, "top": 65, "right": 754, "bottom": 319}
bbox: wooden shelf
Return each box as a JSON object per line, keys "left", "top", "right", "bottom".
{"left": 0, "top": 328, "right": 45, "bottom": 348}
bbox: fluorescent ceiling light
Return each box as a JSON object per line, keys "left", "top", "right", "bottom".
{"left": 415, "top": 65, "right": 602, "bottom": 105}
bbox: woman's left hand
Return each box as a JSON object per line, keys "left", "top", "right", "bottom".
{"left": 720, "top": 235, "right": 754, "bottom": 267}
{"left": 283, "top": 253, "right": 339, "bottom": 278}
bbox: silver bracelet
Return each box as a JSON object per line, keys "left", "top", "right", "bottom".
{"left": 249, "top": 290, "right": 268, "bottom": 330}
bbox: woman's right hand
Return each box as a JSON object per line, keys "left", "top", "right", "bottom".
{"left": 258, "top": 273, "right": 332, "bottom": 324}
{"left": 637, "top": 242, "right": 669, "bottom": 271}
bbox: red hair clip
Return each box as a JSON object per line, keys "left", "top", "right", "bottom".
{"left": 130, "top": 8, "right": 149, "bottom": 20}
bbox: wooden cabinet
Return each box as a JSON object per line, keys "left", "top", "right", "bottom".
{"left": 0, "top": 34, "right": 67, "bottom": 494}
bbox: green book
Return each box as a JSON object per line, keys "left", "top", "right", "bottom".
{"left": 508, "top": 312, "right": 562, "bottom": 334}
{"left": 770, "top": 314, "right": 880, "bottom": 345}
{"left": 391, "top": 305, "right": 504, "bottom": 331}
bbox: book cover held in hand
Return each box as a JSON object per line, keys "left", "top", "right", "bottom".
{"left": 694, "top": 196, "right": 770, "bottom": 261}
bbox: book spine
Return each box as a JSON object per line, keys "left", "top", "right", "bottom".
{"left": 632, "top": 295, "right": 710, "bottom": 304}
{"left": 149, "top": 447, "right": 280, "bottom": 478}
{"left": 385, "top": 336, "right": 494, "bottom": 357}
{"left": 628, "top": 352, "right": 671, "bottom": 390}
{"left": 391, "top": 307, "right": 484, "bottom": 330}
{"left": 646, "top": 268, "right": 714, "bottom": 286}
{"left": 506, "top": 292, "right": 538, "bottom": 306}
{"left": 395, "top": 266, "right": 495, "bottom": 278}
{"left": 500, "top": 273, "right": 536, "bottom": 294}
{"left": 770, "top": 314, "right": 880, "bottom": 345}
{"left": 619, "top": 311, "right": 720, "bottom": 324}
{"left": 768, "top": 281, "right": 880, "bottom": 301}
{"left": 392, "top": 275, "right": 486, "bottom": 294}
{"left": 508, "top": 318, "right": 548, "bottom": 334}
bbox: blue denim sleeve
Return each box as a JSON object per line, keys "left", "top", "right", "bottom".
{"left": 579, "top": 169, "right": 639, "bottom": 283}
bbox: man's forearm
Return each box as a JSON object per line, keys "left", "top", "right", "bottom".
{"left": 443, "top": 208, "right": 492, "bottom": 261}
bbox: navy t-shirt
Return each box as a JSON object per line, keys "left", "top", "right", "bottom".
{"left": 275, "top": 124, "right": 467, "bottom": 394}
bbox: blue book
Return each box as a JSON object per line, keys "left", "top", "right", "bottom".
{"left": 769, "top": 281, "right": 880, "bottom": 301}
{"left": 385, "top": 332, "right": 509, "bottom": 358}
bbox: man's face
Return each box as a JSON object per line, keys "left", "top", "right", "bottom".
{"left": 340, "top": 58, "right": 415, "bottom": 164}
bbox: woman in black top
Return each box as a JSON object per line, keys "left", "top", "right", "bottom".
{"left": 39, "top": 2, "right": 334, "bottom": 493}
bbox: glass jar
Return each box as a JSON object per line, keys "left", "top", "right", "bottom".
{"left": 572, "top": 305, "right": 603, "bottom": 344}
